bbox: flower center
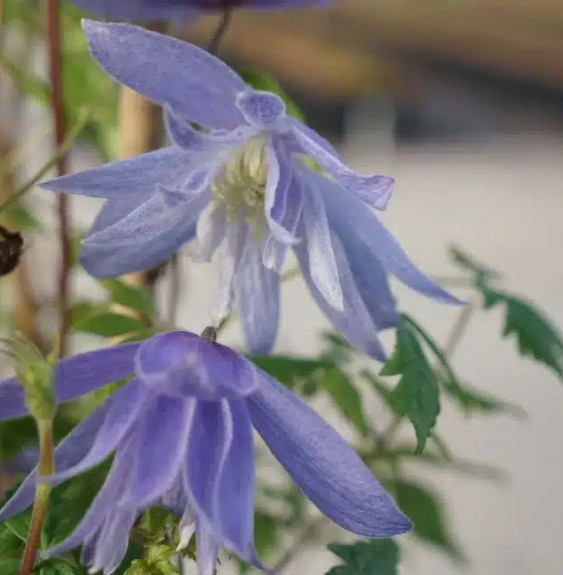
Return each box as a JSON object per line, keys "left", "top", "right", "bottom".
{"left": 211, "top": 136, "right": 268, "bottom": 224}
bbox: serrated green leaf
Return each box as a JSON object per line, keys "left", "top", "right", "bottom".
{"left": 390, "top": 479, "right": 465, "bottom": 562}
{"left": 380, "top": 319, "right": 440, "bottom": 452}
{"left": 326, "top": 539, "right": 400, "bottom": 575}
{"left": 322, "top": 369, "right": 369, "bottom": 436}
{"left": 72, "top": 312, "right": 146, "bottom": 338}
{"left": 100, "top": 279, "right": 154, "bottom": 320}
{"left": 482, "top": 287, "right": 563, "bottom": 381}
{"left": 240, "top": 70, "right": 305, "bottom": 122}
{"left": 451, "top": 247, "right": 563, "bottom": 380}
{"left": 441, "top": 377, "right": 524, "bottom": 417}
{"left": 400, "top": 314, "right": 524, "bottom": 417}
{"left": 450, "top": 246, "right": 500, "bottom": 283}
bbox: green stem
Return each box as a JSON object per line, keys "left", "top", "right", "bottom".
{"left": 18, "top": 418, "right": 54, "bottom": 575}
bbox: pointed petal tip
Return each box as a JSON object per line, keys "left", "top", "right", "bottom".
{"left": 81, "top": 17, "right": 104, "bottom": 37}
{"left": 372, "top": 177, "right": 394, "bottom": 210}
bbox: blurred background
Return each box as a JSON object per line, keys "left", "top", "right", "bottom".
{"left": 1, "top": 0, "right": 563, "bottom": 574}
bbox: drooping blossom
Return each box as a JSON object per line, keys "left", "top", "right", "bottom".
{"left": 69, "top": 0, "right": 332, "bottom": 20}
{"left": 0, "top": 331, "right": 410, "bottom": 574}
{"left": 41, "top": 20, "right": 460, "bottom": 359}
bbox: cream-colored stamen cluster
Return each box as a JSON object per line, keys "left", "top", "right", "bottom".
{"left": 212, "top": 136, "right": 268, "bottom": 224}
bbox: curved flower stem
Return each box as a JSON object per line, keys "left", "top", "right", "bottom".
{"left": 18, "top": 418, "right": 54, "bottom": 575}
{"left": 208, "top": 6, "right": 233, "bottom": 55}
{"left": 46, "top": 0, "right": 70, "bottom": 357}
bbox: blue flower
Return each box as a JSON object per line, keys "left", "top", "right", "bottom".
{"left": 42, "top": 20, "right": 460, "bottom": 359}
{"left": 0, "top": 331, "right": 411, "bottom": 574}
{"left": 69, "top": 0, "right": 332, "bottom": 20}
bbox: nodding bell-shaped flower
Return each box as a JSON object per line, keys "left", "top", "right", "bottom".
{"left": 69, "top": 0, "right": 332, "bottom": 20}
{"left": 0, "top": 330, "right": 411, "bottom": 574}
{"left": 41, "top": 21, "right": 461, "bottom": 360}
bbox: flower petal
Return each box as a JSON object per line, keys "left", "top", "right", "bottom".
{"left": 235, "top": 241, "right": 280, "bottom": 355}
{"left": 44, "top": 437, "right": 137, "bottom": 559}
{"left": 294, "top": 232, "right": 388, "bottom": 361}
{"left": 247, "top": 372, "right": 412, "bottom": 537}
{"left": 165, "top": 110, "right": 253, "bottom": 153}
{"left": 196, "top": 521, "right": 220, "bottom": 575}
{"left": 214, "top": 401, "right": 255, "bottom": 557}
{"left": 194, "top": 203, "right": 228, "bottom": 262}
{"left": 265, "top": 140, "right": 299, "bottom": 245}
{"left": 45, "top": 379, "right": 147, "bottom": 484}
{"left": 0, "top": 343, "right": 139, "bottom": 422}
{"left": 184, "top": 400, "right": 256, "bottom": 558}
{"left": 211, "top": 212, "right": 249, "bottom": 322}
{"left": 263, "top": 174, "right": 303, "bottom": 272}
{"left": 0, "top": 402, "right": 111, "bottom": 522}
{"left": 236, "top": 90, "right": 286, "bottom": 128}
{"left": 89, "top": 509, "right": 137, "bottom": 575}
{"left": 136, "top": 331, "right": 259, "bottom": 400}
{"left": 83, "top": 187, "right": 197, "bottom": 246}
{"left": 40, "top": 147, "right": 191, "bottom": 199}
{"left": 83, "top": 20, "right": 246, "bottom": 129}
{"left": 300, "top": 177, "right": 343, "bottom": 311}
{"left": 89, "top": 194, "right": 152, "bottom": 237}
{"left": 81, "top": 189, "right": 209, "bottom": 277}
{"left": 120, "top": 395, "right": 193, "bottom": 509}
{"left": 311, "top": 168, "right": 463, "bottom": 305}
{"left": 290, "top": 126, "right": 393, "bottom": 209}
{"left": 184, "top": 401, "right": 232, "bottom": 526}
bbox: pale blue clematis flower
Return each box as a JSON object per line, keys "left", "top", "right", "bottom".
{"left": 0, "top": 331, "right": 411, "bottom": 575}
{"left": 41, "top": 20, "right": 460, "bottom": 359}
{"left": 69, "top": 0, "right": 332, "bottom": 20}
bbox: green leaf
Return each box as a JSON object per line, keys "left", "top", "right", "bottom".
{"left": 326, "top": 539, "right": 400, "bottom": 575}
{"left": 380, "top": 318, "right": 440, "bottom": 452}
{"left": 0, "top": 559, "right": 20, "bottom": 574}
{"left": 321, "top": 369, "right": 369, "bottom": 436}
{"left": 100, "top": 279, "right": 155, "bottom": 320}
{"left": 35, "top": 558, "right": 88, "bottom": 574}
{"left": 391, "top": 479, "right": 464, "bottom": 562}
{"left": 250, "top": 356, "right": 331, "bottom": 391}
{"left": 441, "top": 377, "right": 524, "bottom": 417}
{"left": 481, "top": 287, "right": 563, "bottom": 381}
{"left": 321, "top": 332, "right": 354, "bottom": 365}
{"left": 400, "top": 314, "right": 524, "bottom": 416}
{"left": 450, "top": 246, "right": 500, "bottom": 283}
{"left": 253, "top": 512, "right": 279, "bottom": 559}
{"left": 72, "top": 312, "right": 146, "bottom": 338}
{"left": 451, "top": 247, "right": 563, "bottom": 381}
{"left": 239, "top": 69, "right": 305, "bottom": 122}
{"left": 2, "top": 203, "right": 43, "bottom": 231}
